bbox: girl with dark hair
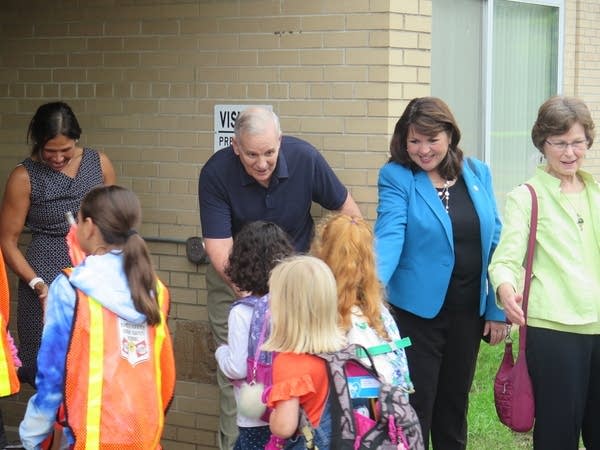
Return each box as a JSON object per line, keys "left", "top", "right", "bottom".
{"left": 19, "top": 185, "right": 174, "bottom": 449}
{"left": 0, "top": 101, "right": 116, "bottom": 386}
{"left": 216, "top": 221, "right": 293, "bottom": 450}
{"left": 375, "top": 97, "right": 505, "bottom": 449}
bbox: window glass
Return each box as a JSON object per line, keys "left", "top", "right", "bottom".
{"left": 490, "top": 0, "right": 559, "bottom": 205}
{"left": 432, "top": 0, "right": 561, "bottom": 209}
{"left": 432, "top": 0, "right": 484, "bottom": 159}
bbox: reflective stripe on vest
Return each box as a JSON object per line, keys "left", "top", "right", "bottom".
{"left": 0, "top": 249, "right": 19, "bottom": 397}
{"left": 63, "top": 273, "right": 173, "bottom": 449}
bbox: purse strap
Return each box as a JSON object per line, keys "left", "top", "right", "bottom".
{"left": 518, "top": 183, "right": 538, "bottom": 351}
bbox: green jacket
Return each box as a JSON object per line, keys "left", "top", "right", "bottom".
{"left": 489, "top": 166, "right": 600, "bottom": 333}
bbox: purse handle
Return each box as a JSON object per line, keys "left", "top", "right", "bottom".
{"left": 516, "top": 183, "right": 538, "bottom": 351}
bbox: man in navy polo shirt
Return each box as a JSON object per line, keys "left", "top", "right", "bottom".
{"left": 198, "top": 107, "right": 361, "bottom": 449}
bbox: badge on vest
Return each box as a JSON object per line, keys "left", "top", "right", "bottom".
{"left": 119, "top": 318, "right": 150, "bottom": 366}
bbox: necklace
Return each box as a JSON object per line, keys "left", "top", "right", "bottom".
{"left": 561, "top": 190, "right": 585, "bottom": 231}
{"left": 436, "top": 180, "right": 451, "bottom": 212}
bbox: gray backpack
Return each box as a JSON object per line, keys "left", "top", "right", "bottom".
{"left": 300, "top": 344, "right": 424, "bottom": 450}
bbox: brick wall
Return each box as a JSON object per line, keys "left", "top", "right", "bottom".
{"left": 0, "top": 1, "right": 432, "bottom": 448}
{"left": 564, "top": 0, "right": 600, "bottom": 170}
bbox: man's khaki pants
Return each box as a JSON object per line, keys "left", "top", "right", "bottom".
{"left": 206, "top": 264, "right": 238, "bottom": 450}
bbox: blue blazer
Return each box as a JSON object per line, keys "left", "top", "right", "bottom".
{"left": 374, "top": 158, "right": 504, "bottom": 321}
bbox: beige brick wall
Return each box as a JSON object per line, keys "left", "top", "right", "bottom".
{"left": 564, "top": 0, "right": 600, "bottom": 172}
{"left": 0, "top": 1, "right": 432, "bottom": 448}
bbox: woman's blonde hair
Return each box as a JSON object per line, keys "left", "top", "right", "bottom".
{"left": 311, "top": 214, "right": 389, "bottom": 340}
{"left": 262, "top": 255, "right": 345, "bottom": 354}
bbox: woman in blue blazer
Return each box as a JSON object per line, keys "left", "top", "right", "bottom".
{"left": 375, "top": 97, "right": 505, "bottom": 450}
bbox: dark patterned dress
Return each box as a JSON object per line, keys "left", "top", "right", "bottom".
{"left": 17, "top": 148, "right": 104, "bottom": 386}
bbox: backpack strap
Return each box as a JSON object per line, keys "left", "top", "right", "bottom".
{"left": 248, "top": 309, "right": 270, "bottom": 383}
{"left": 354, "top": 336, "right": 411, "bottom": 358}
{"left": 232, "top": 295, "right": 258, "bottom": 309}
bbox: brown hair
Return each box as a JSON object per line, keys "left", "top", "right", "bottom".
{"left": 531, "top": 95, "right": 595, "bottom": 154}
{"left": 80, "top": 185, "right": 161, "bottom": 325}
{"left": 389, "top": 97, "right": 463, "bottom": 180}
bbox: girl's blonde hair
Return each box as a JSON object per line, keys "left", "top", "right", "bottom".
{"left": 262, "top": 255, "right": 345, "bottom": 354}
{"left": 311, "top": 214, "right": 389, "bottom": 340}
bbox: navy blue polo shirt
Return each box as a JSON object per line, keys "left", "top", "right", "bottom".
{"left": 199, "top": 136, "right": 348, "bottom": 252}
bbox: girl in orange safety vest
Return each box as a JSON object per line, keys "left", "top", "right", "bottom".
{"left": 19, "top": 185, "right": 175, "bottom": 450}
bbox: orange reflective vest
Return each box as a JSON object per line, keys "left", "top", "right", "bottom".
{"left": 0, "top": 249, "right": 19, "bottom": 397}
{"left": 62, "top": 272, "right": 175, "bottom": 450}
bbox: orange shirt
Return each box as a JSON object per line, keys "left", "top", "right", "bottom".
{"left": 268, "top": 352, "right": 329, "bottom": 427}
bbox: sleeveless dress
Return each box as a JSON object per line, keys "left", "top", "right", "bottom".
{"left": 17, "top": 148, "right": 104, "bottom": 386}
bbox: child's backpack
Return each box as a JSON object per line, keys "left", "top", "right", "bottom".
{"left": 233, "top": 293, "right": 273, "bottom": 422}
{"left": 300, "top": 344, "right": 424, "bottom": 450}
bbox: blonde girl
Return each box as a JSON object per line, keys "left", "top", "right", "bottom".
{"left": 263, "top": 255, "right": 345, "bottom": 448}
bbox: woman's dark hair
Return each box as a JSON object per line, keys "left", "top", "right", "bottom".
{"left": 531, "top": 95, "right": 596, "bottom": 154}
{"left": 389, "top": 97, "right": 464, "bottom": 180}
{"left": 27, "top": 101, "right": 82, "bottom": 156}
{"left": 225, "top": 221, "right": 294, "bottom": 296}
{"left": 80, "top": 185, "right": 161, "bottom": 325}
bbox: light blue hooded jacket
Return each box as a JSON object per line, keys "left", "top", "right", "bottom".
{"left": 19, "top": 252, "right": 148, "bottom": 450}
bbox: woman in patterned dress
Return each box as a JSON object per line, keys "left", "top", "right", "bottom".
{"left": 0, "top": 101, "right": 116, "bottom": 387}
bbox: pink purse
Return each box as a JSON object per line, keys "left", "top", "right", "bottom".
{"left": 493, "top": 183, "right": 536, "bottom": 432}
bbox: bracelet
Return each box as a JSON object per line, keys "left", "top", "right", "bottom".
{"left": 28, "top": 277, "right": 44, "bottom": 290}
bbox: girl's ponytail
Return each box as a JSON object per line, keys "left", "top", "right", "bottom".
{"left": 80, "top": 185, "right": 161, "bottom": 325}
{"left": 123, "top": 232, "right": 161, "bottom": 325}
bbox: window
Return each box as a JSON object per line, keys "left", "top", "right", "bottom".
{"left": 432, "top": 0, "right": 563, "bottom": 206}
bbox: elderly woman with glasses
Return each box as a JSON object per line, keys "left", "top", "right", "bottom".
{"left": 489, "top": 95, "right": 600, "bottom": 450}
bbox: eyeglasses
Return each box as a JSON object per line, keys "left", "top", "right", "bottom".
{"left": 544, "top": 139, "right": 588, "bottom": 152}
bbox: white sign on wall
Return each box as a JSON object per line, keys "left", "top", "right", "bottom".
{"left": 213, "top": 104, "right": 273, "bottom": 152}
